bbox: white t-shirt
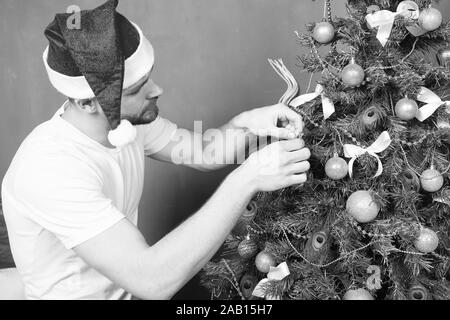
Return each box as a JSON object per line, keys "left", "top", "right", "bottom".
{"left": 1, "top": 103, "right": 177, "bottom": 300}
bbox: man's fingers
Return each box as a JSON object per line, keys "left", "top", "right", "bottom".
{"left": 287, "top": 147, "right": 311, "bottom": 163}
{"left": 279, "top": 139, "right": 305, "bottom": 152}
{"left": 287, "top": 161, "right": 310, "bottom": 175}
{"left": 276, "top": 104, "right": 303, "bottom": 133}
{"left": 288, "top": 173, "right": 307, "bottom": 185}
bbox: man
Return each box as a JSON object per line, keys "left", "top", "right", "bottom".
{"left": 1, "top": 0, "right": 310, "bottom": 299}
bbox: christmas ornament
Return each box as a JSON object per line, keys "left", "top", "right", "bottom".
{"left": 252, "top": 262, "right": 290, "bottom": 298}
{"left": 361, "top": 105, "right": 382, "bottom": 129}
{"left": 366, "top": 5, "right": 380, "bottom": 14}
{"left": 401, "top": 168, "right": 420, "bottom": 192}
{"left": 420, "top": 168, "right": 444, "bottom": 192}
{"left": 255, "top": 251, "right": 276, "bottom": 273}
{"left": 365, "top": 1, "right": 421, "bottom": 46}
{"left": 268, "top": 58, "right": 299, "bottom": 106}
{"left": 289, "top": 84, "right": 335, "bottom": 120}
{"left": 232, "top": 201, "right": 257, "bottom": 236}
{"left": 418, "top": 7, "right": 442, "bottom": 32}
{"left": 237, "top": 238, "right": 258, "bottom": 259}
{"left": 414, "top": 228, "right": 439, "bottom": 253}
{"left": 395, "top": 97, "right": 418, "bottom": 121}
{"left": 436, "top": 119, "right": 450, "bottom": 129}
{"left": 341, "top": 58, "right": 365, "bottom": 87}
{"left": 346, "top": 190, "right": 380, "bottom": 223}
{"left": 325, "top": 154, "right": 348, "bottom": 180}
{"left": 303, "top": 229, "right": 331, "bottom": 265}
{"left": 408, "top": 283, "right": 429, "bottom": 300}
{"left": 437, "top": 46, "right": 450, "bottom": 68}
{"left": 240, "top": 274, "right": 258, "bottom": 300}
{"left": 343, "top": 131, "right": 391, "bottom": 178}
{"left": 366, "top": 265, "right": 382, "bottom": 290}
{"left": 343, "top": 288, "right": 374, "bottom": 300}
{"left": 312, "top": 21, "right": 335, "bottom": 44}
{"left": 416, "top": 87, "right": 450, "bottom": 122}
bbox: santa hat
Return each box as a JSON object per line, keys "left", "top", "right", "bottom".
{"left": 43, "top": 0, "right": 154, "bottom": 147}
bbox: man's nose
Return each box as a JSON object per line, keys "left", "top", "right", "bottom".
{"left": 148, "top": 84, "right": 163, "bottom": 99}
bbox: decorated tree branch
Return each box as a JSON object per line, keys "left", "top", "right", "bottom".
{"left": 201, "top": 0, "right": 450, "bottom": 300}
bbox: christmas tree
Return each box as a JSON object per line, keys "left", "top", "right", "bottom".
{"left": 201, "top": 0, "right": 450, "bottom": 300}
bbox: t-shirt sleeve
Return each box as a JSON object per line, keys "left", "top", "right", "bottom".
{"left": 137, "top": 116, "right": 177, "bottom": 156}
{"left": 14, "top": 153, "right": 125, "bottom": 249}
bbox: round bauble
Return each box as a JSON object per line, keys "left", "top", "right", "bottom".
{"left": 313, "top": 21, "right": 335, "bottom": 44}
{"left": 232, "top": 200, "right": 257, "bottom": 236}
{"left": 238, "top": 238, "right": 258, "bottom": 259}
{"left": 346, "top": 190, "right": 380, "bottom": 223}
{"left": 408, "top": 283, "right": 429, "bottom": 300}
{"left": 341, "top": 62, "right": 365, "bottom": 87}
{"left": 420, "top": 168, "right": 444, "bottom": 192}
{"left": 325, "top": 156, "right": 348, "bottom": 180}
{"left": 366, "top": 5, "right": 380, "bottom": 14}
{"left": 240, "top": 274, "right": 258, "bottom": 299}
{"left": 395, "top": 97, "right": 418, "bottom": 120}
{"left": 343, "top": 288, "right": 374, "bottom": 300}
{"left": 414, "top": 228, "right": 439, "bottom": 253}
{"left": 255, "top": 251, "right": 276, "bottom": 273}
{"left": 436, "top": 46, "right": 450, "bottom": 68}
{"left": 418, "top": 7, "right": 442, "bottom": 32}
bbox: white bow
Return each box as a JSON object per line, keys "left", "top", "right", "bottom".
{"left": 289, "top": 84, "right": 335, "bottom": 120}
{"left": 365, "top": 1, "right": 422, "bottom": 47}
{"left": 252, "top": 262, "right": 290, "bottom": 298}
{"left": 343, "top": 131, "right": 391, "bottom": 178}
{"left": 416, "top": 87, "right": 450, "bottom": 122}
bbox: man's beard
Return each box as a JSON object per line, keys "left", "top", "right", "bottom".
{"left": 122, "top": 100, "right": 159, "bottom": 125}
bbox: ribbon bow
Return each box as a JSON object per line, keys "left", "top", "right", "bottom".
{"left": 365, "top": 1, "right": 421, "bottom": 47}
{"left": 343, "top": 131, "right": 391, "bottom": 178}
{"left": 289, "top": 84, "right": 335, "bottom": 120}
{"left": 252, "top": 262, "right": 290, "bottom": 299}
{"left": 416, "top": 87, "right": 450, "bottom": 122}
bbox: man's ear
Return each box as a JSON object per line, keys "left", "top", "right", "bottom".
{"left": 75, "top": 98, "right": 99, "bottom": 114}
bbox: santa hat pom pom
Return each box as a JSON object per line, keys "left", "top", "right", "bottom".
{"left": 107, "top": 119, "right": 137, "bottom": 147}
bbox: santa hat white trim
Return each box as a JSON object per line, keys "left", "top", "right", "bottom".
{"left": 42, "top": 21, "right": 154, "bottom": 99}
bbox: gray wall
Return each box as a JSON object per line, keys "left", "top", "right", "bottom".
{"left": 1, "top": 0, "right": 449, "bottom": 299}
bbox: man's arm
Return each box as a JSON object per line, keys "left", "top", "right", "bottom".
{"left": 149, "top": 103, "right": 303, "bottom": 171}
{"left": 74, "top": 139, "right": 310, "bottom": 299}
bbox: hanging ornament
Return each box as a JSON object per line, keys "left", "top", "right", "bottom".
{"left": 343, "top": 131, "right": 392, "bottom": 178}
{"left": 255, "top": 251, "right": 276, "bottom": 273}
{"left": 366, "top": 5, "right": 380, "bottom": 14}
{"left": 420, "top": 167, "right": 444, "bottom": 193}
{"left": 303, "top": 229, "right": 331, "bottom": 265}
{"left": 418, "top": 7, "right": 442, "bottom": 32}
{"left": 365, "top": 1, "right": 422, "bottom": 46}
{"left": 325, "top": 153, "right": 348, "bottom": 180}
{"left": 437, "top": 46, "right": 450, "bottom": 68}
{"left": 313, "top": 21, "right": 335, "bottom": 44}
{"left": 395, "top": 96, "right": 418, "bottom": 121}
{"left": 343, "top": 288, "right": 374, "bottom": 300}
{"left": 346, "top": 190, "right": 380, "bottom": 223}
{"left": 239, "top": 273, "right": 259, "bottom": 300}
{"left": 436, "top": 118, "right": 450, "bottom": 129}
{"left": 252, "top": 262, "right": 290, "bottom": 299}
{"left": 237, "top": 237, "right": 258, "bottom": 259}
{"left": 414, "top": 228, "right": 439, "bottom": 253}
{"left": 401, "top": 168, "right": 421, "bottom": 192}
{"left": 232, "top": 200, "right": 257, "bottom": 236}
{"left": 408, "top": 282, "right": 429, "bottom": 300}
{"left": 415, "top": 87, "right": 450, "bottom": 122}
{"left": 289, "top": 84, "right": 335, "bottom": 120}
{"left": 341, "top": 58, "right": 365, "bottom": 88}
{"left": 361, "top": 104, "right": 382, "bottom": 130}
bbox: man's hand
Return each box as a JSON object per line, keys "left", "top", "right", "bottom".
{"left": 231, "top": 103, "right": 303, "bottom": 140}
{"left": 234, "top": 138, "right": 311, "bottom": 192}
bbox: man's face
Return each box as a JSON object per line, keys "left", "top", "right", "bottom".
{"left": 120, "top": 70, "right": 162, "bottom": 125}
